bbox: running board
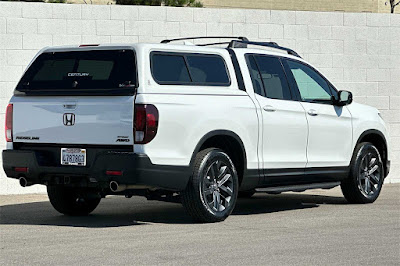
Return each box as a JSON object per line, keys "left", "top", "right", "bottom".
{"left": 255, "top": 182, "right": 340, "bottom": 194}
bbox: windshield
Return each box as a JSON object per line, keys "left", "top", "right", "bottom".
{"left": 16, "top": 49, "right": 137, "bottom": 96}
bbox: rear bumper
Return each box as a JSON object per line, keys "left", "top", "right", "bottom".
{"left": 2, "top": 149, "right": 190, "bottom": 191}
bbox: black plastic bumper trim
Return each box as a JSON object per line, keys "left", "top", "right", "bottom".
{"left": 2, "top": 149, "right": 191, "bottom": 191}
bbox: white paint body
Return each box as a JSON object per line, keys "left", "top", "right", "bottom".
{"left": 11, "top": 96, "right": 135, "bottom": 146}
{"left": 7, "top": 43, "right": 390, "bottom": 176}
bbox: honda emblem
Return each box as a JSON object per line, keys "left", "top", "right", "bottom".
{"left": 63, "top": 113, "right": 75, "bottom": 126}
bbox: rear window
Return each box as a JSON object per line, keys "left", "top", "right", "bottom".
{"left": 151, "top": 52, "right": 230, "bottom": 86}
{"left": 16, "top": 49, "right": 137, "bottom": 95}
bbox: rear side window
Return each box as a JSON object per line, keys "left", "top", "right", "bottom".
{"left": 246, "top": 54, "right": 292, "bottom": 100}
{"left": 151, "top": 54, "right": 191, "bottom": 83}
{"left": 186, "top": 55, "right": 230, "bottom": 84}
{"left": 151, "top": 52, "right": 230, "bottom": 86}
{"left": 246, "top": 56, "right": 265, "bottom": 96}
{"left": 16, "top": 49, "right": 137, "bottom": 95}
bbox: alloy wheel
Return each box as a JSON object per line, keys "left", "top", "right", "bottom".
{"left": 201, "top": 160, "right": 234, "bottom": 213}
{"left": 357, "top": 152, "right": 382, "bottom": 197}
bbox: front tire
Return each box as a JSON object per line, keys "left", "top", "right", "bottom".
{"left": 341, "top": 142, "right": 384, "bottom": 204}
{"left": 181, "top": 148, "right": 239, "bottom": 223}
{"left": 47, "top": 186, "right": 101, "bottom": 216}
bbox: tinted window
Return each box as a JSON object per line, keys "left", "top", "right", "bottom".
{"left": 151, "top": 52, "right": 230, "bottom": 86}
{"left": 16, "top": 50, "right": 136, "bottom": 93}
{"left": 152, "top": 54, "right": 191, "bottom": 83}
{"left": 246, "top": 55, "right": 291, "bottom": 100}
{"left": 287, "top": 60, "right": 332, "bottom": 103}
{"left": 254, "top": 56, "right": 291, "bottom": 100}
{"left": 246, "top": 55, "right": 264, "bottom": 96}
{"left": 186, "top": 55, "right": 230, "bottom": 84}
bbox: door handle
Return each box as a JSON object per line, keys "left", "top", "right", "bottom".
{"left": 307, "top": 109, "right": 318, "bottom": 116}
{"left": 263, "top": 105, "right": 276, "bottom": 112}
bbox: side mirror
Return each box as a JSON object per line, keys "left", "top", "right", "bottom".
{"left": 335, "top": 90, "right": 353, "bottom": 106}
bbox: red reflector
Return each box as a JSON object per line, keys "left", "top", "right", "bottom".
{"left": 14, "top": 167, "right": 28, "bottom": 173}
{"left": 5, "top": 104, "right": 13, "bottom": 142}
{"left": 106, "top": 170, "right": 123, "bottom": 176}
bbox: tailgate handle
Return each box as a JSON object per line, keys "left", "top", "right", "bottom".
{"left": 63, "top": 103, "right": 77, "bottom": 110}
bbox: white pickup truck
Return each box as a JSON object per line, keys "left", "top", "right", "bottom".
{"left": 3, "top": 37, "right": 390, "bottom": 222}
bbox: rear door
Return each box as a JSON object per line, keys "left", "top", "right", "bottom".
{"left": 11, "top": 48, "right": 137, "bottom": 146}
{"left": 246, "top": 54, "right": 308, "bottom": 182}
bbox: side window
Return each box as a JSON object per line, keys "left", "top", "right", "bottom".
{"left": 286, "top": 60, "right": 332, "bottom": 103}
{"left": 246, "top": 55, "right": 292, "bottom": 100}
{"left": 151, "top": 52, "right": 230, "bottom": 86}
{"left": 330, "top": 84, "right": 339, "bottom": 99}
{"left": 254, "top": 56, "right": 292, "bottom": 100}
{"left": 152, "top": 54, "right": 191, "bottom": 83}
{"left": 246, "top": 55, "right": 264, "bottom": 96}
{"left": 186, "top": 55, "right": 230, "bottom": 84}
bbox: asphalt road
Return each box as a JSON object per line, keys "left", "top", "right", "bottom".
{"left": 1, "top": 184, "right": 399, "bottom": 266}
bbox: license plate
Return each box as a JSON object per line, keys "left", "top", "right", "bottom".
{"left": 61, "top": 148, "right": 86, "bottom": 166}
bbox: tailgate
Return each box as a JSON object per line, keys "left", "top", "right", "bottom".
{"left": 12, "top": 96, "right": 134, "bottom": 145}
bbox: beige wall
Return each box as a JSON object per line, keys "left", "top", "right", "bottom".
{"left": 202, "top": 0, "right": 400, "bottom": 14}
{"left": 64, "top": 0, "right": 400, "bottom": 14}
{"left": 0, "top": 2, "right": 399, "bottom": 194}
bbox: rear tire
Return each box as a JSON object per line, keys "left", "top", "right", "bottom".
{"left": 181, "top": 148, "right": 239, "bottom": 223}
{"left": 47, "top": 186, "right": 101, "bottom": 216}
{"left": 341, "top": 142, "right": 384, "bottom": 204}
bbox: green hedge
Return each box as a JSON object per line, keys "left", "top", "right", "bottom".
{"left": 116, "top": 0, "right": 162, "bottom": 5}
{"left": 164, "top": 0, "right": 203, "bottom": 7}
{"left": 0, "top": 0, "right": 203, "bottom": 6}
{"left": 0, "top": 0, "right": 45, "bottom": 2}
{"left": 115, "top": 0, "right": 203, "bottom": 7}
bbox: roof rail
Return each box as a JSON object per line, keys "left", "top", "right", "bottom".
{"left": 161, "top": 36, "right": 249, "bottom": 44}
{"left": 197, "top": 42, "right": 231, "bottom": 47}
{"left": 229, "top": 40, "right": 302, "bottom": 58}
{"left": 160, "top": 37, "right": 301, "bottom": 58}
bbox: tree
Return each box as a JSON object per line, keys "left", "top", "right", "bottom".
{"left": 116, "top": 0, "right": 162, "bottom": 5}
{"left": 116, "top": 0, "right": 203, "bottom": 6}
{"left": 386, "top": 0, "right": 400, "bottom": 13}
{"left": 163, "top": 0, "right": 203, "bottom": 7}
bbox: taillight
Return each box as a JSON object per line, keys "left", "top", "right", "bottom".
{"left": 5, "top": 104, "right": 13, "bottom": 142}
{"left": 134, "top": 104, "right": 158, "bottom": 144}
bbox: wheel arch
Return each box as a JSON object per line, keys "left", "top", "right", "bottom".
{"left": 355, "top": 129, "right": 389, "bottom": 176}
{"left": 190, "top": 130, "right": 247, "bottom": 185}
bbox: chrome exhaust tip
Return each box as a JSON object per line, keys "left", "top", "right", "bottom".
{"left": 110, "top": 181, "right": 120, "bottom": 192}
{"left": 19, "top": 177, "right": 28, "bottom": 187}
{"left": 109, "top": 181, "right": 151, "bottom": 192}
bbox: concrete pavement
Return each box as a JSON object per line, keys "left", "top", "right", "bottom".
{"left": 1, "top": 184, "right": 399, "bottom": 265}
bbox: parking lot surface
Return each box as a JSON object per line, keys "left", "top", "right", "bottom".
{"left": 1, "top": 184, "right": 399, "bottom": 265}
